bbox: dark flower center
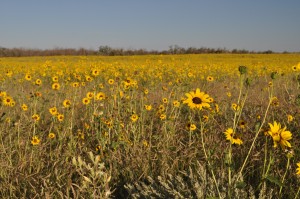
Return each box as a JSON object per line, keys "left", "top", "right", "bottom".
{"left": 192, "top": 97, "right": 202, "bottom": 104}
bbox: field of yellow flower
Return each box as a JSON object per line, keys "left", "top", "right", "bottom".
{"left": 1, "top": 54, "right": 300, "bottom": 198}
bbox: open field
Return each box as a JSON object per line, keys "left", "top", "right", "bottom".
{"left": 1, "top": 54, "right": 300, "bottom": 198}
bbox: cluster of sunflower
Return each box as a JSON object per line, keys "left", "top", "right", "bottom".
{"left": 0, "top": 91, "right": 16, "bottom": 107}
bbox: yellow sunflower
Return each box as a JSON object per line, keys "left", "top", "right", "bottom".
{"left": 224, "top": 128, "right": 243, "bottom": 145}
{"left": 31, "top": 136, "right": 41, "bottom": 145}
{"left": 63, "top": 99, "right": 71, "bottom": 108}
{"left": 296, "top": 162, "right": 300, "bottom": 176}
{"left": 183, "top": 88, "right": 211, "bottom": 110}
{"left": 268, "top": 121, "right": 292, "bottom": 149}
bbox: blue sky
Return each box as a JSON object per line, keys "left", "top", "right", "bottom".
{"left": 1, "top": 1, "right": 300, "bottom": 52}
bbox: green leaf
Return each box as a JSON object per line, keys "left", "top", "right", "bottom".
{"left": 265, "top": 175, "right": 284, "bottom": 187}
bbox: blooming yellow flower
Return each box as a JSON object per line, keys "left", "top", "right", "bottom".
{"left": 206, "top": 76, "right": 214, "bottom": 82}
{"left": 183, "top": 88, "right": 211, "bottom": 110}
{"left": 82, "top": 97, "right": 90, "bottom": 105}
{"left": 131, "top": 114, "right": 139, "bottom": 122}
{"left": 32, "top": 114, "right": 40, "bottom": 122}
{"left": 186, "top": 123, "right": 196, "bottom": 131}
{"left": 86, "top": 92, "right": 94, "bottom": 99}
{"left": 49, "top": 107, "right": 58, "bottom": 116}
{"left": 162, "top": 98, "right": 168, "bottom": 104}
{"left": 96, "top": 92, "right": 105, "bottom": 100}
{"left": 173, "top": 100, "right": 180, "bottom": 107}
{"left": 35, "top": 79, "right": 42, "bottom": 86}
{"left": 296, "top": 162, "right": 300, "bottom": 176}
{"left": 57, "top": 114, "right": 64, "bottom": 122}
{"left": 63, "top": 99, "right": 71, "bottom": 108}
{"left": 21, "top": 104, "right": 28, "bottom": 111}
{"left": 287, "top": 115, "right": 293, "bottom": 123}
{"left": 48, "top": 132, "right": 56, "bottom": 139}
{"left": 25, "top": 74, "right": 32, "bottom": 81}
{"left": 231, "top": 103, "right": 240, "bottom": 111}
{"left": 144, "top": 105, "right": 152, "bottom": 111}
{"left": 268, "top": 121, "right": 292, "bottom": 149}
{"left": 31, "top": 136, "right": 41, "bottom": 145}
{"left": 160, "top": 113, "right": 166, "bottom": 120}
{"left": 108, "top": 79, "right": 114, "bottom": 85}
{"left": 52, "top": 82, "right": 60, "bottom": 90}
{"left": 224, "top": 128, "right": 243, "bottom": 145}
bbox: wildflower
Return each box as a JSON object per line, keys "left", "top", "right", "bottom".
{"left": 72, "top": 82, "right": 80, "bottom": 88}
{"left": 144, "top": 105, "right": 152, "bottom": 111}
{"left": 35, "top": 79, "right": 42, "bottom": 86}
{"left": 144, "top": 89, "right": 149, "bottom": 95}
{"left": 21, "top": 104, "right": 28, "bottom": 111}
{"left": 49, "top": 107, "right": 58, "bottom": 116}
{"left": 271, "top": 97, "right": 279, "bottom": 106}
{"left": 268, "top": 121, "right": 292, "bottom": 149}
{"left": 57, "top": 114, "right": 64, "bottom": 122}
{"left": 268, "top": 81, "right": 273, "bottom": 87}
{"left": 85, "top": 75, "right": 93, "bottom": 82}
{"left": 173, "top": 100, "right": 180, "bottom": 107}
{"left": 99, "top": 83, "right": 104, "bottom": 89}
{"left": 96, "top": 145, "right": 101, "bottom": 152}
{"left": 31, "top": 136, "right": 41, "bottom": 145}
{"left": 203, "top": 115, "right": 209, "bottom": 122}
{"left": 52, "top": 82, "right": 60, "bottom": 90}
{"left": 162, "top": 98, "right": 168, "bottom": 104}
{"left": 131, "top": 114, "right": 139, "bottom": 122}
{"left": 206, "top": 76, "right": 214, "bottom": 82}
{"left": 231, "top": 103, "right": 240, "bottom": 111}
{"left": 186, "top": 123, "right": 196, "bottom": 131}
{"left": 48, "top": 132, "right": 55, "bottom": 139}
{"left": 227, "top": 92, "right": 231, "bottom": 97}
{"left": 32, "top": 114, "right": 40, "bottom": 122}
{"left": 91, "top": 69, "right": 100, "bottom": 76}
{"left": 82, "top": 97, "right": 90, "bottom": 105}
{"left": 160, "top": 113, "right": 166, "bottom": 120}
{"left": 63, "top": 99, "right": 71, "bottom": 108}
{"left": 296, "top": 162, "right": 300, "bottom": 176}
{"left": 25, "top": 74, "right": 32, "bottom": 81}
{"left": 224, "top": 128, "right": 243, "bottom": 145}
{"left": 142, "top": 140, "right": 149, "bottom": 147}
{"left": 2, "top": 96, "right": 14, "bottom": 107}
{"left": 239, "top": 120, "right": 247, "bottom": 129}
{"left": 52, "top": 76, "right": 59, "bottom": 82}
{"left": 287, "top": 115, "right": 293, "bottom": 123}
{"left": 96, "top": 92, "right": 105, "bottom": 100}
{"left": 108, "top": 79, "right": 114, "bottom": 85}
{"left": 86, "top": 92, "right": 94, "bottom": 99}
{"left": 183, "top": 88, "right": 211, "bottom": 110}
{"left": 292, "top": 65, "right": 298, "bottom": 72}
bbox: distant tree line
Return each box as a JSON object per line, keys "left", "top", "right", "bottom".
{"left": 0, "top": 45, "right": 295, "bottom": 57}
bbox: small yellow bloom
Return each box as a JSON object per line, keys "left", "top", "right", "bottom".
{"left": 57, "top": 114, "right": 64, "bottom": 122}
{"left": 32, "top": 114, "right": 40, "bottom": 122}
{"left": 131, "top": 114, "right": 139, "bottom": 122}
{"left": 63, "top": 99, "right": 71, "bottom": 108}
{"left": 82, "top": 97, "right": 90, "bottom": 105}
{"left": 48, "top": 132, "right": 56, "bottom": 139}
{"left": 287, "top": 115, "right": 293, "bottom": 123}
{"left": 224, "top": 128, "right": 243, "bottom": 145}
{"left": 144, "top": 105, "right": 152, "bottom": 111}
{"left": 52, "top": 82, "right": 60, "bottom": 90}
{"left": 31, "top": 136, "right": 41, "bottom": 145}
{"left": 296, "top": 162, "right": 300, "bottom": 176}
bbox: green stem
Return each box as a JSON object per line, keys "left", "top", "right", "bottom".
{"left": 236, "top": 87, "right": 273, "bottom": 182}
{"left": 199, "top": 115, "right": 221, "bottom": 198}
{"left": 279, "top": 156, "right": 291, "bottom": 196}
